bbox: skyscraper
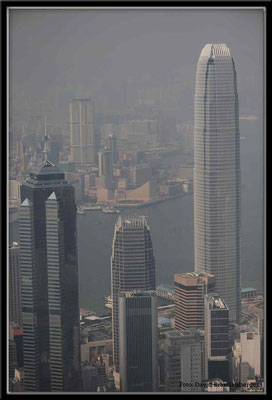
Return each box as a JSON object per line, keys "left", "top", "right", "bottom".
{"left": 70, "top": 98, "right": 96, "bottom": 165}
{"left": 164, "top": 329, "right": 205, "bottom": 392}
{"left": 174, "top": 272, "right": 215, "bottom": 331}
{"left": 97, "top": 149, "right": 113, "bottom": 189}
{"left": 108, "top": 134, "right": 118, "bottom": 164}
{"left": 111, "top": 216, "right": 155, "bottom": 380}
{"left": 204, "top": 294, "right": 230, "bottom": 382}
{"left": 194, "top": 43, "right": 241, "bottom": 322}
{"left": 19, "top": 158, "right": 81, "bottom": 391}
{"left": 119, "top": 290, "right": 158, "bottom": 392}
{"left": 9, "top": 242, "right": 22, "bottom": 328}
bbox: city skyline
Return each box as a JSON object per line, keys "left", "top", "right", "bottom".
{"left": 6, "top": 6, "right": 265, "bottom": 394}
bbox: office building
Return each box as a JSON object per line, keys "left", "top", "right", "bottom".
{"left": 119, "top": 290, "right": 158, "bottom": 392}
{"left": 206, "top": 379, "right": 230, "bottom": 392}
{"left": 108, "top": 134, "right": 118, "bottom": 164}
{"left": 97, "top": 149, "right": 113, "bottom": 189}
{"left": 81, "top": 360, "right": 106, "bottom": 392}
{"left": 204, "top": 294, "right": 230, "bottom": 382}
{"left": 9, "top": 323, "right": 24, "bottom": 370}
{"left": 111, "top": 216, "right": 155, "bottom": 379}
{"left": 19, "top": 152, "right": 81, "bottom": 391}
{"left": 130, "top": 164, "right": 152, "bottom": 186}
{"left": 70, "top": 98, "right": 96, "bottom": 165}
{"left": 240, "top": 331, "right": 261, "bottom": 377}
{"left": 174, "top": 272, "right": 215, "bottom": 331}
{"left": 9, "top": 242, "right": 22, "bottom": 328}
{"left": 233, "top": 330, "right": 261, "bottom": 383}
{"left": 164, "top": 329, "right": 205, "bottom": 392}
{"left": 9, "top": 339, "right": 17, "bottom": 386}
{"left": 194, "top": 44, "right": 241, "bottom": 322}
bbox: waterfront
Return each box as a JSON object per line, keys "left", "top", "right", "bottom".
{"left": 9, "top": 120, "right": 264, "bottom": 316}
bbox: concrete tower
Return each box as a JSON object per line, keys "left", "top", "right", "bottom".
{"left": 70, "top": 98, "right": 96, "bottom": 165}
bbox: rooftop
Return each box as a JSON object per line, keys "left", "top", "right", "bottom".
{"left": 200, "top": 43, "right": 231, "bottom": 59}
{"left": 71, "top": 98, "right": 93, "bottom": 102}
{"left": 158, "top": 317, "right": 171, "bottom": 325}
{"left": 157, "top": 284, "right": 174, "bottom": 294}
{"left": 30, "top": 160, "right": 64, "bottom": 179}
{"left": 175, "top": 271, "right": 215, "bottom": 285}
{"left": 24, "top": 160, "right": 68, "bottom": 187}
{"left": 242, "top": 287, "right": 257, "bottom": 293}
{"left": 207, "top": 294, "right": 228, "bottom": 310}
{"left": 119, "top": 290, "right": 157, "bottom": 298}
{"left": 116, "top": 215, "right": 150, "bottom": 230}
{"left": 165, "top": 328, "right": 204, "bottom": 339}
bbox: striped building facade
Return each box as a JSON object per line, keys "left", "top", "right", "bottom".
{"left": 194, "top": 44, "right": 241, "bottom": 322}
{"left": 174, "top": 272, "right": 215, "bottom": 331}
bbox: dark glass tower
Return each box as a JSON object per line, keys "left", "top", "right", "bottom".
{"left": 204, "top": 293, "right": 230, "bottom": 382}
{"left": 19, "top": 160, "right": 81, "bottom": 392}
{"left": 119, "top": 290, "right": 158, "bottom": 392}
{"left": 111, "top": 216, "right": 155, "bottom": 382}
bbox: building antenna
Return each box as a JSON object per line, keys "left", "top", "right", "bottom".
{"left": 43, "top": 115, "right": 49, "bottom": 162}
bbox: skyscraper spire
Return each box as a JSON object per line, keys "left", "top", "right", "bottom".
{"left": 43, "top": 115, "right": 49, "bottom": 162}
{"left": 43, "top": 115, "right": 49, "bottom": 163}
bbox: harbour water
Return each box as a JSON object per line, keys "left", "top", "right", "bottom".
{"left": 9, "top": 119, "right": 264, "bottom": 316}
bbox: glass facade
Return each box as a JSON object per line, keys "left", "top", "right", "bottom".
{"left": 19, "top": 161, "right": 81, "bottom": 391}
{"left": 204, "top": 294, "right": 230, "bottom": 381}
{"left": 194, "top": 44, "right": 241, "bottom": 322}
{"left": 119, "top": 291, "right": 158, "bottom": 392}
{"left": 111, "top": 216, "right": 155, "bottom": 374}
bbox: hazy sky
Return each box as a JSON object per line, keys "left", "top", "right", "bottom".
{"left": 9, "top": 8, "right": 264, "bottom": 120}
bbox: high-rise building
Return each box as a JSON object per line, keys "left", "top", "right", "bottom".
{"left": 239, "top": 331, "right": 261, "bottom": 380}
{"left": 119, "top": 290, "right": 158, "bottom": 392}
{"left": 97, "top": 149, "right": 113, "bottom": 189}
{"left": 194, "top": 43, "right": 241, "bottom": 322}
{"left": 19, "top": 157, "right": 81, "bottom": 392}
{"left": 70, "top": 98, "right": 96, "bottom": 165}
{"left": 9, "top": 242, "right": 22, "bottom": 328}
{"left": 164, "top": 329, "right": 205, "bottom": 392}
{"left": 9, "top": 339, "right": 18, "bottom": 384}
{"left": 174, "top": 272, "right": 215, "bottom": 331}
{"left": 108, "top": 134, "right": 118, "bottom": 164}
{"left": 204, "top": 294, "right": 230, "bottom": 382}
{"left": 10, "top": 325, "right": 24, "bottom": 370}
{"left": 111, "top": 216, "right": 155, "bottom": 379}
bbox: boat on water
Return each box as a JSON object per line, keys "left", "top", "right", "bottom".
{"left": 83, "top": 205, "right": 102, "bottom": 211}
{"left": 105, "top": 296, "right": 112, "bottom": 309}
{"left": 102, "top": 207, "right": 120, "bottom": 214}
{"left": 77, "top": 207, "right": 86, "bottom": 215}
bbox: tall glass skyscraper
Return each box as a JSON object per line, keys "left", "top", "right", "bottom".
{"left": 119, "top": 290, "right": 158, "bottom": 392}
{"left": 204, "top": 294, "right": 230, "bottom": 382}
{"left": 111, "top": 216, "right": 155, "bottom": 383}
{"left": 194, "top": 43, "right": 241, "bottom": 322}
{"left": 19, "top": 160, "right": 81, "bottom": 391}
